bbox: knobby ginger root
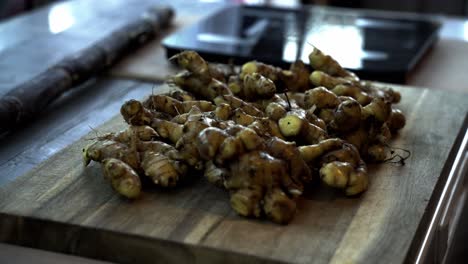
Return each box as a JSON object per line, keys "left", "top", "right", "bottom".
{"left": 240, "top": 61, "right": 282, "bottom": 82}
{"left": 144, "top": 94, "right": 214, "bottom": 116}
{"left": 83, "top": 48, "right": 407, "bottom": 224}
{"left": 229, "top": 73, "right": 277, "bottom": 100}
{"left": 227, "top": 151, "right": 297, "bottom": 224}
{"left": 102, "top": 158, "right": 141, "bottom": 199}
{"left": 308, "top": 47, "right": 357, "bottom": 79}
{"left": 279, "top": 60, "right": 310, "bottom": 92}
{"left": 99, "top": 125, "right": 158, "bottom": 144}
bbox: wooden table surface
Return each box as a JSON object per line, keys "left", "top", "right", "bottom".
{"left": 1, "top": 1, "right": 468, "bottom": 263}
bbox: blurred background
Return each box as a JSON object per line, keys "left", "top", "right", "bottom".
{"left": 1, "top": 0, "right": 468, "bottom": 21}
{"left": 0, "top": 0, "right": 51, "bottom": 20}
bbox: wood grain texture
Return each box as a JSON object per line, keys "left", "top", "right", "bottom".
{"left": 0, "top": 79, "right": 154, "bottom": 186}
{"left": 408, "top": 39, "right": 468, "bottom": 93}
{"left": 0, "top": 85, "right": 467, "bottom": 264}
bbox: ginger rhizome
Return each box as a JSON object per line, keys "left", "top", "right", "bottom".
{"left": 83, "top": 48, "right": 406, "bottom": 224}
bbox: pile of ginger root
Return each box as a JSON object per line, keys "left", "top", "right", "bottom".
{"left": 83, "top": 48, "right": 406, "bottom": 224}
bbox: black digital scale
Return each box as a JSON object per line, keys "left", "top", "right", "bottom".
{"left": 163, "top": 5, "right": 440, "bottom": 83}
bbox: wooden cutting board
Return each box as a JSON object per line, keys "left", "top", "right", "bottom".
{"left": 0, "top": 84, "right": 467, "bottom": 264}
